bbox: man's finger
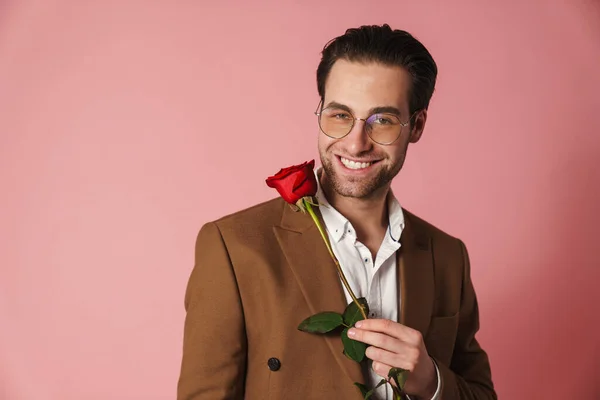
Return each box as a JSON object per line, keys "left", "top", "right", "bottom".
{"left": 348, "top": 327, "right": 413, "bottom": 355}
{"left": 355, "top": 318, "right": 421, "bottom": 344}
{"left": 348, "top": 328, "right": 400, "bottom": 352}
{"left": 371, "top": 360, "right": 392, "bottom": 379}
{"left": 366, "top": 346, "right": 416, "bottom": 371}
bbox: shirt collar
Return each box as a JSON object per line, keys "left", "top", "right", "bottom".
{"left": 314, "top": 167, "right": 405, "bottom": 243}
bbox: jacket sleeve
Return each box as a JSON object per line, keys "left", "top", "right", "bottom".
{"left": 436, "top": 240, "right": 497, "bottom": 399}
{"left": 177, "top": 222, "right": 246, "bottom": 400}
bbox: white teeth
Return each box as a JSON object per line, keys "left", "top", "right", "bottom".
{"left": 341, "top": 157, "right": 372, "bottom": 170}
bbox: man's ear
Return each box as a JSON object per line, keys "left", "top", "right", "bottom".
{"left": 409, "top": 109, "right": 427, "bottom": 143}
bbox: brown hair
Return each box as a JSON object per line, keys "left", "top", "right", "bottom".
{"left": 316, "top": 24, "right": 438, "bottom": 115}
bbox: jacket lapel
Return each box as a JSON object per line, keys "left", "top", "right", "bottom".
{"left": 273, "top": 202, "right": 365, "bottom": 386}
{"left": 398, "top": 211, "right": 435, "bottom": 337}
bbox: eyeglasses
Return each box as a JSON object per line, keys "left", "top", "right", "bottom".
{"left": 314, "top": 101, "right": 414, "bottom": 145}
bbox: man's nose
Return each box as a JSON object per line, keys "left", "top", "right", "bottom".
{"left": 342, "top": 119, "right": 373, "bottom": 153}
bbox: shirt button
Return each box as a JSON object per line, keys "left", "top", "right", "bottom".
{"left": 364, "top": 258, "right": 369, "bottom": 263}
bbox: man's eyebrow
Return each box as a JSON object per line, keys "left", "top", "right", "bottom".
{"left": 324, "top": 101, "right": 352, "bottom": 113}
{"left": 369, "top": 106, "right": 402, "bottom": 116}
{"left": 324, "top": 101, "right": 402, "bottom": 117}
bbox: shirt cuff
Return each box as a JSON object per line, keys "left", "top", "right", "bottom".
{"left": 405, "top": 358, "right": 441, "bottom": 400}
{"left": 429, "top": 358, "right": 442, "bottom": 400}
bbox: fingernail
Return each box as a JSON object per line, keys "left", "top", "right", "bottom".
{"left": 355, "top": 321, "right": 363, "bottom": 328}
{"left": 347, "top": 328, "right": 356, "bottom": 337}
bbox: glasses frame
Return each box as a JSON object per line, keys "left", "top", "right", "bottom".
{"left": 314, "top": 100, "right": 417, "bottom": 145}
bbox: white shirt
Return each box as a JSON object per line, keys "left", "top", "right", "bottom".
{"left": 315, "top": 169, "right": 441, "bottom": 400}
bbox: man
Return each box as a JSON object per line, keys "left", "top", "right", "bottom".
{"left": 178, "top": 24, "right": 496, "bottom": 399}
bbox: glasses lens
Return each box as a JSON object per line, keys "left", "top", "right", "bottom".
{"left": 319, "top": 107, "right": 353, "bottom": 138}
{"left": 366, "top": 113, "right": 402, "bottom": 144}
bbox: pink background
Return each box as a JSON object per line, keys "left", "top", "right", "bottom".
{"left": 1, "top": 1, "right": 599, "bottom": 399}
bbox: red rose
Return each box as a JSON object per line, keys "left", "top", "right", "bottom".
{"left": 266, "top": 160, "right": 318, "bottom": 204}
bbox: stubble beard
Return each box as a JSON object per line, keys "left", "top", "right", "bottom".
{"left": 319, "top": 149, "right": 404, "bottom": 199}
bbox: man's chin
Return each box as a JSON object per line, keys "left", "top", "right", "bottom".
{"left": 329, "top": 176, "right": 385, "bottom": 199}
{"left": 332, "top": 187, "right": 371, "bottom": 199}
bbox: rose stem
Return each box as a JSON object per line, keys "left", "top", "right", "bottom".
{"left": 304, "top": 198, "right": 368, "bottom": 320}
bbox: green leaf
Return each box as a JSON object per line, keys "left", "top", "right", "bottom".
{"left": 357, "top": 379, "right": 387, "bottom": 400}
{"left": 354, "top": 382, "right": 369, "bottom": 397}
{"left": 341, "top": 328, "right": 366, "bottom": 362}
{"left": 388, "top": 367, "right": 409, "bottom": 390}
{"left": 343, "top": 297, "right": 370, "bottom": 326}
{"left": 297, "top": 311, "right": 343, "bottom": 333}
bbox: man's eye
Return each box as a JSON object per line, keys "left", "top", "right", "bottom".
{"left": 372, "top": 114, "right": 397, "bottom": 125}
{"left": 374, "top": 117, "right": 391, "bottom": 124}
{"left": 333, "top": 113, "right": 350, "bottom": 119}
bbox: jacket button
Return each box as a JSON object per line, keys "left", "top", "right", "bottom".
{"left": 267, "top": 357, "right": 281, "bottom": 371}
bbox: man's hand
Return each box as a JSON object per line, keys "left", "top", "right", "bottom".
{"left": 348, "top": 319, "right": 437, "bottom": 399}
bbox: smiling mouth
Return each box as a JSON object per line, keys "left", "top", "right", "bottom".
{"left": 339, "top": 156, "right": 379, "bottom": 170}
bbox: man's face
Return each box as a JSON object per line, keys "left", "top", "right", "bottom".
{"left": 318, "top": 59, "right": 425, "bottom": 199}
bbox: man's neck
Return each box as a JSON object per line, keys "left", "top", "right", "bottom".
{"left": 319, "top": 172, "right": 389, "bottom": 253}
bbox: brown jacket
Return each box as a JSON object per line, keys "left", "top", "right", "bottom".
{"left": 177, "top": 198, "right": 496, "bottom": 399}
